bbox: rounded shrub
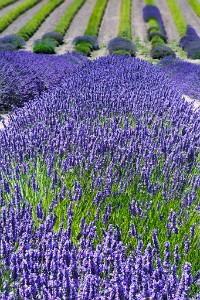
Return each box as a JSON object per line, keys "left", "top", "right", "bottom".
{"left": 0, "top": 35, "right": 25, "bottom": 49}
{"left": 107, "top": 37, "right": 136, "bottom": 57}
{"left": 148, "top": 32, "right": 167, "bottom": 43}
{"left": 42, "top": 31, "right": 63, "bottom": 45}
{"left": 33, "top": 39, "right": 56, "bottom": 54}
{"left": 73, "top": 35, "right": 99, "bottom": 50}
{"left": 150, "top": 45, "right": 176, "bottom": 59}
{"left": 0, "top": 42, "right": 17, "bottom": 51}
{"left": 75, "top": 41, "right": 92, "bottom": 56}
{"left": 179, "top": 35, "right": 198, "bottom": 50}
{"left": 151, "top": 35, "right": 166, "bottom": 48}
{"left": 186, "top": 41, "right": 200, "bottom": 59}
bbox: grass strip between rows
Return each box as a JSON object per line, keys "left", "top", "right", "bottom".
{"left": 54, "top": 0, "right": 86, "bottom": 36}
{"left": 0, "top": 0, "right": 18, "bottom": 10}
{"left": 0, "top": 0, "right": 41, "bottom": 33}
{"left": 16, "top": 0, "right": 65, "bottom": 41}
{"left": 145, "top": 0, "right": 155, "bottom": 5}
{"left": 187, "top": 0, "right": 200, "bottom": 18}
{"left": 166, "top": 0, "right": 187, "bottom": 37}
{"left": 118, "top": 0, "right": 132, "bottom": 41}
{"left": 84, "top": 0, "right": 108, "bottom": 37}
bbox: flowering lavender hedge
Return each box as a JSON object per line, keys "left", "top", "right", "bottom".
{"left": 0, "top": 56, "right": 199, "bottom": 298}
{"left": 0, "top": 51, "right": 88, "bottom": 112}
{"left": 158, "top": 57, "right": 200, "bottom": 100}
{"left": 179, "top": 25, "right": 200, "bottom": 59}
{"left": 143, "top": 5, "right": 167, "bottom": 37}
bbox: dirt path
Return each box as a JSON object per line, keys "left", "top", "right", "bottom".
{"left": 98, "top": 0, "right": 121, "bottom": 45}
{"left": 0, "top": 0, "right": 25, "bottom": 18}
{"left": 176, "top": 0, "right": 200, "bottom": 36}
{"left": 57, "top": 0, "right": 97, "bottom": 54}
{"left": 155, "top": 0, "right": 179, "bottom": 41}
{"left": 25, "top": 0, "right": 74, "bottom": 51}
{"left": 132, "top": 0, "right": 147, "bottom": 41}
{"left": 0, "top": 0, "right": 49, "bottom": 38}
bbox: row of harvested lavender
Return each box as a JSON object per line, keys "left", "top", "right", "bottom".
{"left": 0, "top": 54, "right": 199, "bottom": 298}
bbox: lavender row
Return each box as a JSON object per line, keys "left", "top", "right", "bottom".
{"left": 0, "top": 55, "right": 199, "bottom": 297}
{"left": 0, "top": 50, "right": 88, "bottom": 112}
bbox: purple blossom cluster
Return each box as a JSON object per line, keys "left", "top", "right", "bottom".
{"left": 179, "top": 25, "right": 200, "bottom": 59}
{"left": 0, "top": 50, "right": 88, "bottom": 112}
{"left": 158, "top": 57, "right": 200, "bottom": 100}
{"left": 0, "top": 55, "right": 199, "bottom": 298}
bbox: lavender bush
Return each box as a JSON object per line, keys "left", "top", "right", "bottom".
{"left": 179, "top": 25, "right": 200, "bottom": 59}
{"left": 0, "top": 55, "right": 199, "bottom": 298}
{"left": 158, "top": 57, "right": 200, "bottom": 100}
{"left": 0, "top": 51, "right": 88, "bottom": 112}
{"left": 0, "top": 35, "right": 25, "bottom": 49}
{"left": 107, "top": 37, "right": 136, "bottom": 56}
{"left": 143, "top": 5, "right": 167, "bottom": 37}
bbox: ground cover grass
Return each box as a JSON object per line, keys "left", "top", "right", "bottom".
{"left": 0, "top": 0, "right": 41, "bottom": 33}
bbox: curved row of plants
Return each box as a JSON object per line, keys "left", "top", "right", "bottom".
{"left": 33, "top": 0, "right": 86, "bottom": 54}
{"left": 0, "top": 0, "right": 41, "bottom": 33}
{"left": 107, "top": 0, "right": 136, "bottom": 57}
{"left": 143, "top": 1, "right": 175, "bottom": 59}
{"left": 166, "top": 0, "right": 200, "bottom": 59}
{"left": 74, "top": 0, "right": 109, "bottom": 56}
{"left": 0, "top": 0, "right": 18, "bottom": 10}
{"left": 0, "top": 53, "right": 199, "bottom": 298}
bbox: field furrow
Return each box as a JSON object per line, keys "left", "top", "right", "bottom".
{"left": 155, "top": 0, "right": 180, "bottom": 41}
{"left": 57, "top": 0, "right": 96, "bottom": 54}
{"left": 176, "top": 0, "right": 200, "bottom": 36}
{"left": 0, "top": 0, "right": 48, "bottom": 38}
{"left": 24, "top": 0, "right": 74, "bottom": 51}
{"left": 98, "top": 0, "right": 121, "bottom": 45}
{"left": 131, "top": 0, "right": 147, "bottom": 41}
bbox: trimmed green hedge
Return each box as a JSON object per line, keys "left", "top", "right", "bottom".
{"left": 0, "top": 0, "right": 41, "bottom": 33}
{"left": 187, "top": 0, "right": 200, "bottom": 18}
{"left": 166, "top": 0, "right": 187, "bottom": 37}
{"left": 84, "top": 0, "right": 108, "bottom": 37}
{"left": 54, "top": 0, "right": 86, "bottom": 36}
{"left": 0, "top": 0, "right": 17, "bottom": 10}
{"left": 16, "top": 0, "right": 64, "bottom": 41}
{"left": 145, "top": 0, "right": 155, "bottom": 5}
{"left": 118, "top": 0, "right": 132, "bottom": 41}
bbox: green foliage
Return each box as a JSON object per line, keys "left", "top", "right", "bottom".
{"left": 151, "top": 35, "right": 166, "bottom": 48}
{"left": 0, "top": 0, "right": 40, "bottom": 34}
{"left": 166, "top": 0, "right": 187, "bottom": 37}
{"left": 148, "top": 31, "right": 167, "bottom": 43}
{"left": 145, "top": 0, "right": 155, "bottom": 5}
{"left": 118, "top": 0, "right": 132, "bottom": 41}
{"left": 54, "top": 0, "right": 86, "bottom": 36}
{"left": 84, "top": 0, "right": 108, "bottom": 37}
{"left": 188, "top": 0, "right": 200, "bottom": 18}
{"left": 112, "top": 50, "right": 131, "bottom": 56}
{"left": 75, "top": 40, "right": 92, "bottom": 56}
{"left": 0, "top": 0, "right": 16, "bottom": 10}
{"left": 16, "top": 0, "right": 64, "bottom": 41}
{"left": 33, "top": 39, "right": 56, "bottom": 54}
{"left": 147, "top": 26, "right": 161, "bottom": 34}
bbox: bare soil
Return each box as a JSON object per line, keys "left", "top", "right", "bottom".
{"left": 132, "top": 0, "right": 147, "bottom": 41}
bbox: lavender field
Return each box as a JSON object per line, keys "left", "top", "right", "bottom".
{"left": 0, "top": 0, "right": 200, "bottom": 299}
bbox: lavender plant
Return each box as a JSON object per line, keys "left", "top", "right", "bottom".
{"left": 0, "top": 55, "right": 199, "bottom": 298}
